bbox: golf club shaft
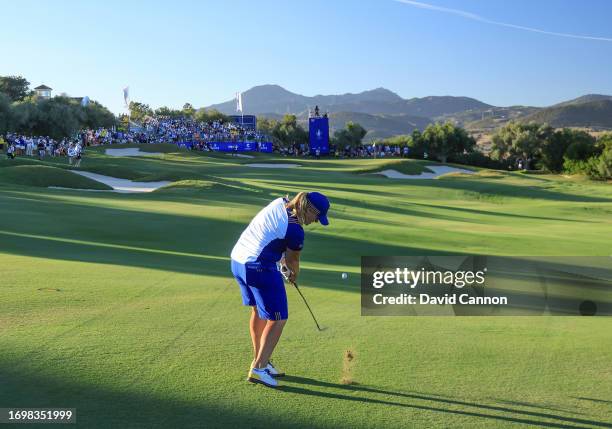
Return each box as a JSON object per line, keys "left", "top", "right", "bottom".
{"left": 291, "top": 281, "right": 322, "bottom": 331}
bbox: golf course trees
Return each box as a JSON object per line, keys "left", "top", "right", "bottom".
{"left": 420, "top": 122, "right": 476, "bottom": 163}
{"left": 81, "top": 100, "right": 117, "bottom": 130}
{"left": 182, "top": 103, "right": 196, "bottom": 118}
{"left": 194, "top": 108, "right": 229, "bottom": 123}
{"left": 30, "top": 96, "right": 84, "bottom": 139}
{"left": 408, "top": 129, "right": 426, "bottom": 158}
{"left": 0, "top": 75, "right": 32, "bottom": 102}
{"left": 540, "top": 128, "right": 590, "bottom": 173}
{"left": 271, "top": 114, "right": 309, "bottom": 147}
{"left": 333, "top": 121, "right": 367, "bottom": 147}
{"left": 8, "top": 96, "right": 116, "bottom": 140}
{"left": 490, "top": 122, "right": 553, "bottom": 167}
{"left": 490, "top": 122, "right": 609, "bottom": 178}
{"left": 0, "top": 93, "right": 13, "bottom": 135}
{"left": 563, "top": 131, "right": 612, "bottom": 180}
{"left": 592, "top": 133, "right": 612, "bottom": 179}
{"left": 128, "top": 101, "right": 153, "bottom": 123}
{"left": 154, "top": 106, "right": 183, "bottom": 118}
{"left": 256, "top": 116, "right": 277, "bottom": 136}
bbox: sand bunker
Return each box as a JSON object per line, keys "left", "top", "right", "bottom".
{"left": 226, "top": 153, "right": 254, "bottom": 158}
{"left": 373, "top": 166, "right": 475, "bottom": 179}
{"left": 105, "top": 148, "right": 163, "bottom": 157}
{"left": 245, "top": 163, "right": 300, "bottom": 168}
{"left": 69, "top": 171, "right": 171, "bottom": 193}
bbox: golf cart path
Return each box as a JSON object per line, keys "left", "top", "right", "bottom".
{"left": 69, "top": 171, "right": 171, "bottom": 193}
{"left": 105, "top": 148, "right": 163, "bottom": 157}
{"left": 374, "top": 165, "right": 475, "bottom": 179}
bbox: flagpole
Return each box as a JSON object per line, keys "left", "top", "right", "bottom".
{"left": 124, "top": 87, "right": 130, "bottom": 133}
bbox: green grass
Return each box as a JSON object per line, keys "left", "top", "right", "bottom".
{"left": 1, "top": 145, "right": 611, "bottom": 428}
{"left": 0, "top": 165, "right": 111, "bottom": 190}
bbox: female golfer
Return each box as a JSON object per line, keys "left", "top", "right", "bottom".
{"left": 230, "top": 191, "right": 330, "bottom": 388}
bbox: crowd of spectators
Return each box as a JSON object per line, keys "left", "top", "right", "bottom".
{"left": 2, "top": 133, "right": 84, "bottom": 164}
{"left": 276, "top": 142, "right": 411, "bottom": 158}
{"left": 1, "top": 129, "right": 152, "bottom": 165}
{"left": 1, "top": 115, "right": 413, "bottom": 162}
{"left": 143, "top": 117, "right": 268, "bottom": 144}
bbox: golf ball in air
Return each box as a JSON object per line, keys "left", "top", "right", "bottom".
{"left": 342, "top": 273, "right": 348, "bottom": 280}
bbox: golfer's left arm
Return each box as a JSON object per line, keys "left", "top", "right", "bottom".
{"left": 285, "top": 248, "right": 300, "bottom": 283}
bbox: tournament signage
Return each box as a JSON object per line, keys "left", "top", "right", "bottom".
{"left": 177, "top": 141, "right": 273, "bottom": 153}
{"left": 309, "top": 117, "right": 329, "bottom": 155}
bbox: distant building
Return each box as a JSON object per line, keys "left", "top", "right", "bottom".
{"left": 34, "top": 84, "right": 52, "bottom": 98}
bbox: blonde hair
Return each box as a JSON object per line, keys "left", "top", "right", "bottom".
{"left": 285, "top": 192, "right": 309, "bottom": 225}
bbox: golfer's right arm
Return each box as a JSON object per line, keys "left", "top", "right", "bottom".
{"left": 285, "top": 248, "right": 300, "bottom": 282}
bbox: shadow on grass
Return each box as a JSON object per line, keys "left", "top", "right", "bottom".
{"left": 247, "top": 170, "right": 612, "bottom": 204}
{"left": 0, "top": 367, "right": 310, "bottom": 429}
{"left": 0, "top": 187, "right": 454, "bottom": 289}
{"left": 282, "top": 376, "right": 612, "bottom": 429}
{"left": 1, "top": 365, "right": 607, "bottom": 429}
{"left": 494, "top": 399, "right": 585, "bottom": 416}
{"left": 410, "top": 202, "right": 598, "bottom": 224}
{"left": 574, "top": 397, "right": 612, "bottom": 405}
{"left": 149, "top": 174, "right": 612, "bottom": 225}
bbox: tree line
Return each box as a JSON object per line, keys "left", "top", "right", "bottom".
{"left": 127, "top": 101, "right": 230, "bottom": 124}
{"left": 368, "top": 122, "right": 611, "bottom": 180}
{"left": 0, "top": 75, "right": 116, "bottom": 140}
{"left": 489, "top": 122, "right": 611, "bottom": 180}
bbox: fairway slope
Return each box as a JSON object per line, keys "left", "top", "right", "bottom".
{"left": 0, "top": 165, "right": 112, "bottom": 190}
{"left": 1, "top": 150, "right": 611, "bottom": 428}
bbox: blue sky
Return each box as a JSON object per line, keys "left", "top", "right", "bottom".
{"left": 2, "top": 0, "right": 611, "bottom": 114}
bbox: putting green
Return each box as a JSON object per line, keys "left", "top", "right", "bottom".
{"left": 1, "top": 145, "right": 611, "bottom": 428}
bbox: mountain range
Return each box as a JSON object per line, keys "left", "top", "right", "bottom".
{"left": 205, "top": 85, "right": 612, "bottom": 140}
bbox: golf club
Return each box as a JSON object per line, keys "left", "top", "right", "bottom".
{"left": 280, "top": 264, "right": 323, "bottom": 331}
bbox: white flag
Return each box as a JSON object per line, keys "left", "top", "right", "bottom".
{"left": 236, "top": 92, "right": 243, "bottom": 112}
{"left": 123, "top": 86, "right": 130, "bottom": 108}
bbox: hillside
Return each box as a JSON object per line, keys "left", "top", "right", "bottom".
{"left": 207, "top": 85, "right": 407, "bottom": 116}
{"left": 326, "top": 112, "right": 431, "bottom": 141}
{"left": 204, "top": 85, "right": 612, "bottom": 136}
{"left": 404, "top": 96, "right": 492, "bottom": 118}
{"left": 206, "top": 85, "right": 490, "bottom": 118}
{"left": 551, "top": 94, "right": 612, "bottom": 108}
{"left": 521, "top": 99, "right": 612, "bottom": 128}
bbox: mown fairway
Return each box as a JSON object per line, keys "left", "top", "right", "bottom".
{"left": 1, "top": 145, "right": 611, "bottom": 428}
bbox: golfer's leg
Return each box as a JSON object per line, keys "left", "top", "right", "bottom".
{"left": 254, "top": 319, "right": 286, "bottom": 369}
{"left": 250, "top": 307, "right": 266, "bottom": 364}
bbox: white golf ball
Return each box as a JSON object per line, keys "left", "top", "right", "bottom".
{"left": 342, "top": 272, "right": 348, "bottom": 280}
